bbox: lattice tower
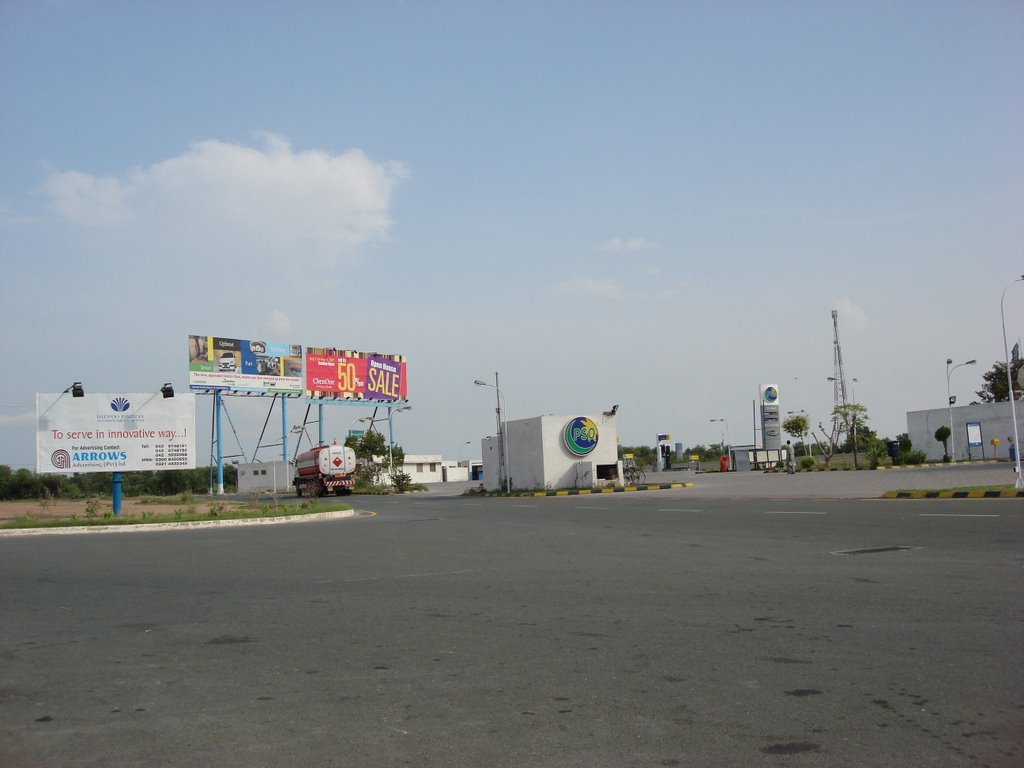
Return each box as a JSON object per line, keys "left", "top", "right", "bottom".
{"left": 832, "top": 309, "right": 848, "bottom": 408}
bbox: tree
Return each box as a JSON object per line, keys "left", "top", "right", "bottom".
{"left": 346, "top": 430, "right": 405, "bottom": 487}
{"left": 783, "top": 413, "right": 809, "bottom": 454}
{"left": 934, "top": 425, "right": 951, "bottom": 461}
{"left": 974, "top": 359, "right": 1023, "bottom": 403}
{"left": 833, "top": 403, "right": 869, "bottom": 467}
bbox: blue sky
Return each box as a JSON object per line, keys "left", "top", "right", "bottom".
{"left": 2, "top": 0, "right": 1022, "bottom": 470}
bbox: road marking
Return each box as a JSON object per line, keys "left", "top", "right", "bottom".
{"left": 765, "top": 511, "right": 827, "bottom": 515}
{"left": 575, "top": 506, "right": 609, "bottom": 510}
{"left": 657, "top": 508, "right": 704, "bottom": 512}
{"left": 919, "top": 513, "right": 999, "bottom": 518}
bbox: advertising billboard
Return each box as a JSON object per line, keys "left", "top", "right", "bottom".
{"left": 36, "top": 392, "right": 196, "bottom": 474}
{"left": 305, "top": 348, "right": 408, "bottom": 402}
{"left": 188, "top": 335, "right": 304, "bottom": 393}
{"left": 188, "top": 336, "right": 408, "bottom": 403}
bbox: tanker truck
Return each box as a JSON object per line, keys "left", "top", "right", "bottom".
{"left": 294, "top": 442, "right": 359, "bottom": 497}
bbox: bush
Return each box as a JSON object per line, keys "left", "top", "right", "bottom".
{"left": 799, "top": 456, "right": 817, "bottom": 471}
{"left": 903, "top": 450, "right": 927, "bottom": 465}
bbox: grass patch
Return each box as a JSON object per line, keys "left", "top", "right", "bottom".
{"left": 0, "top": 499, "right": 352, "bottom": 530}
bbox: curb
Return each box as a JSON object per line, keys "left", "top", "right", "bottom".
{"left": 882, "top": 490, "right": 1024, "bottom": 499}
{"left": 527, "top": 482, "right": 693, "bottom": 497}
{"left": 0, "top": 509, "right": 365, "bottom": 537}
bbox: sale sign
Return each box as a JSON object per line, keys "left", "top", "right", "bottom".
{"left": 304, "top": 349, "right": 407, "bottom": 402}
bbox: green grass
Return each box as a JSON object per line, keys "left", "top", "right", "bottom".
{"left": 0, "top": 499, "right": 352, "bottom": 530}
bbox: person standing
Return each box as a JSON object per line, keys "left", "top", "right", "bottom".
{"left": 785, "top": 440, "right": 796, "bottom": 474}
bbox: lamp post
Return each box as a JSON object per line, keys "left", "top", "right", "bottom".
{"left": 474, "top": 375, "right": 510, "bottom": 493}
{"left": 1001, "top": 274, "right": 1024, "bottom": 488}
{"left": 386, "top": 406, "right": 411, "bottom": 478}
{"left": 945, "top": 358, "right": 977, "bottom": 463}
{"left": 709, "top": 418, "right": 729, "bottom": 464}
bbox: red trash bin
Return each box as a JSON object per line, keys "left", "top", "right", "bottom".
{"left": 720, "top": 455, "right": 729, "bottom": 473}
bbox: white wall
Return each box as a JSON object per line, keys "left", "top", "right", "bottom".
{"left": 237, "top": 460, "right": 292, "bottom": 494}
{"left": 480, "top": 413, "right": 620, "bottom": 491}
{"left": 907, "top": 401, "right": 1021, "bottom": 462}
{"left": 402, "top": 453, "right": 444, "bottom": 484}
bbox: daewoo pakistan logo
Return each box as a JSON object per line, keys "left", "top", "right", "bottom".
{"left": 110, "top": 397, "right": 131, "bottom": 412}
{"left": 563, "top": 417, "right": 599, "bottom": 457}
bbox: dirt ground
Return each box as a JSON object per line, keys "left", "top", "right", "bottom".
{"left": 0, "top": 497, "right": 246, "bottom": 523}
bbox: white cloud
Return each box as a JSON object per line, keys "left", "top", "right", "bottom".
{"left": 0, "top": 411, "right": 36, "bottom": 429}
{"left": 832, "top": 297, "right": 868, "bottom": 330}
{"left": 599, "top": 237, "right": 656, "bottom": 253}
{"left": 42, "top": 171, "right": 129, "bottom": 227}
{"left": 547, "top": 277, "right": 627, "bottom": 300}
{"left": 268, "top": 309, "right": 292, "bottom": 336}
{"left": 39, "top": 134, "right": 407, "bottom": 267}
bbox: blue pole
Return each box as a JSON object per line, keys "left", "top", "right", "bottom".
{"left": 318, "top": 403, "right": 325, "bottom": 446}
{"left": 215, "top": 390, "right": 224, "bottom": 494}
{"left": 112, "top": 472, "right": 122, "bottom": 516}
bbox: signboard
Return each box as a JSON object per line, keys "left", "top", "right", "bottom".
{"left": 760, "top": 384, "right": 780, "bottom": 405}
{"left": 966, "top": 421, "right": 983, "bottom": 447}
{"left": 188, "top": 336, "right": 408, "bottom": 403}
{"left": 188, "top": 335, "right": 303, "bottom": 393}
{"left": 36, "top": 392, "right": 196, "bottom": 474}
{"left": 564, "top": 417, "right": 599, "bottom": 457}
{"left": 305, "top": 348, "right": 408, "bottom": 402}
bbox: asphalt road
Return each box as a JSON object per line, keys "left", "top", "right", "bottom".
{"left": 2, "top": 484, "right": 1022, "bottom": 767}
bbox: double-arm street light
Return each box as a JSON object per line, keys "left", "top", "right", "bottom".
{"left": 474, "top": 375, "right": 511, "bottom": 493}
{"left": 945, "top": 358, "right": 977, "bottom": 463}
{"left": 709, "top": 418, "right": 729, "bottom": 464}
{"left": 387, "top": 406, "right": 411, "bottom": 477}
{"left": 1001, "top": 274, "right": 1024, "bottom": 488}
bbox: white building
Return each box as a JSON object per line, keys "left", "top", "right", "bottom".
{"left": 236, "top": 460, "right": 292, "bottom": 494}
{"left": 480, "top": 413, "right": 620, "bottom": 492}
{"left": 401, "top": 454, "right": 470, "bottom": 484}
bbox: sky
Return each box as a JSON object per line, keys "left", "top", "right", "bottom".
{"left": 1, "top": 0, "right": 1022, "bottom": 471}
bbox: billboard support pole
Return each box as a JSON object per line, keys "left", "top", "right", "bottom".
{"left": 318, "top": 403, "right": 325, "bottom": 446}
{"left": 281, "top": 395, "right": 288, "bottom": 464}
{"left": 215, "top": 390, "right": 224, "bottom": 495}
{"left": 112, "top": 473, "right": 122, "bottom": 516}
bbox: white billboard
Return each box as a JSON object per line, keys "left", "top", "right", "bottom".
{"left": 36, "top": 392, "right": 196, "bottom": 474}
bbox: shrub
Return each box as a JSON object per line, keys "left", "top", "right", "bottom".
{"left": 903, "top": 450, "right": 927, "bottom": 465}
{"left": 799, "top": 456, "right": 817, "bottom": 471}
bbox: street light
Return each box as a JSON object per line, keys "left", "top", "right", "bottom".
{"left": 474, "top": 375, "right": 510, "bottom": 493}
{"left": 710, "top": 418, "right": 729, "bottom": 468}
{"left": 1001, "top": 274, "right": 1024, "bottom": 488}
{"left": 386, "top": 406, "right": 411, "bottom": 477}
{"left": 945, "top": 358, "right": 977, "bottom": 463}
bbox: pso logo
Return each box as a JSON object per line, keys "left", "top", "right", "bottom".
{"left": 763, "top": 386, "right": 779, "bottom": 404}
{"left": 563, "top": 417, "right": 599, "bottom": 457}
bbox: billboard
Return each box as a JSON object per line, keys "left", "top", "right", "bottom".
{"left": 188, "top": 336, "right": 408, "bottom": 403}
{"left": 188, "top": 335, "right": 304, "bottom": 393}
{"left": 305, "top": 349, "right": 408, "bottom": 401}
{"left": 36, "top": 392, "right": 196, "bottom": 474}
